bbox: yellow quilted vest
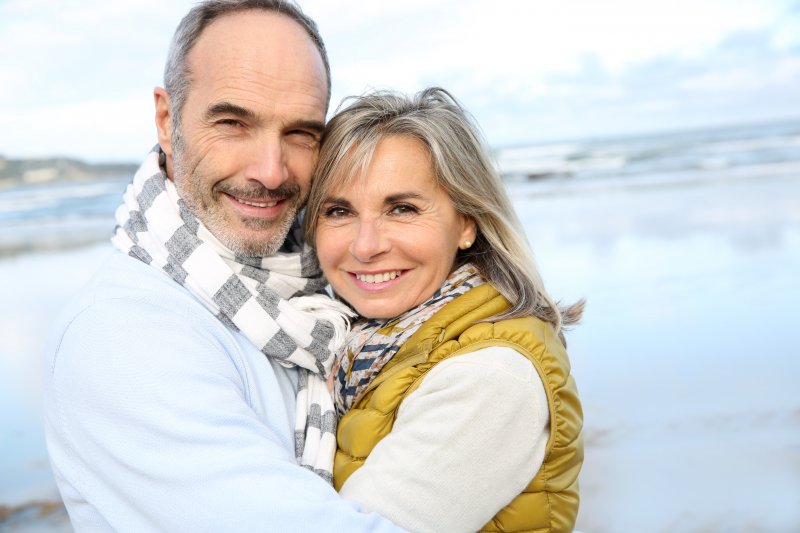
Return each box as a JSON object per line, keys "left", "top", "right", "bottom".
{"left": 335, "top": 284, "right": 584, "bottom": 532}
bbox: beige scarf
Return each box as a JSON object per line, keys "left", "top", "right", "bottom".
{"left": 334, "top": 263, "right": 484, "bottom": 415}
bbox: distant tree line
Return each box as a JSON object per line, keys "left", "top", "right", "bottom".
{"left": 0, "top": 155, "right": 137, "bottom": 187}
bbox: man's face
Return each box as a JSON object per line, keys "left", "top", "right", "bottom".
{"left": 160, "top": 11, "right": 328, "bottom": 256}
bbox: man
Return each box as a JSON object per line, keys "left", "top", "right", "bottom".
{"left": 43, "top": 1, "right": 401, "bottom": 531}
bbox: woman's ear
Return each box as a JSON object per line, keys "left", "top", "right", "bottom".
{"left": 459, "top": 216, "right": 477, "bottom": 250}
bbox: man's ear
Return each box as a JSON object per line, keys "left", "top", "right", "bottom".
{"left": 154, "top": 87, "right": 175, "bottom": 177}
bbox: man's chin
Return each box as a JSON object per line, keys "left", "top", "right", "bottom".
{"left": 220, "top": 222, "right": 294, "bottom": 257}
{"left": 218, "top": 234, "right": 275, "bottom": 257}
{"left": 201, "top": 202, "right": 299, "bottom": 257}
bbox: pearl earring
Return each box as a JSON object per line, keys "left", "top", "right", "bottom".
{"left": 463, "top": 241, "right": 472, "bottom": 249}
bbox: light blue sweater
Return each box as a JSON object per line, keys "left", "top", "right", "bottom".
{"left": 43, "top": 251, "right": 402, "bottom": 532}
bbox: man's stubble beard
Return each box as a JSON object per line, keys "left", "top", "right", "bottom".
{"left": 171, "top": 133, "right": 306, "bottom": 257}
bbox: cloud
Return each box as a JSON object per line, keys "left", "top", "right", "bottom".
{"left": 0, "top": 0, "right": 194, "bottom": 160}
{"left": 315, "top": 0, "right": 788, "bottom": 93}
{"left": 0, "top": 0, "right": 798, "bottom": 160}
{"left": 305, "top": 0, "right": 800, "bottom": 147}
{"left": 466, "top": 24, "right": 800, "bottom": 146}
{"left": 0, "top": 1, "right": 185, "bottom": 103}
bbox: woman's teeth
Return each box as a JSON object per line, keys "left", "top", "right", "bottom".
{"left": 356, "top": 271, "right": 401, "bottom": 283}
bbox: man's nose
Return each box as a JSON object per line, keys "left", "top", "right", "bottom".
{"left": 349, "top": 219, "right": 390, "bottom": 263}
{"left": 243, "top": 138, "right": 288, "bottom": 190}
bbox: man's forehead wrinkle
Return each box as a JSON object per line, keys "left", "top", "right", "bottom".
{"left": 206, "top": 72, "right": 326, "bottom": 114}
{"left": 208, "top": 61, "right": 326, "bottom": 93}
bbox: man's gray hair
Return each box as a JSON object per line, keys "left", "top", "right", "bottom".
{"left": 164, "top": 0, "right": 331, "bottom": 130}
{"left": 304, "top": 87, "right": 584, "bottom": 332}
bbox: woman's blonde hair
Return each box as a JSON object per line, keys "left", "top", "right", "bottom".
{"left": 304, "top": 87, "right": 583, "bottom": 333}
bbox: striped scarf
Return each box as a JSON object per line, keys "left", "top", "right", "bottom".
{"left": 111, "top": 146, "right": 354, "bottom": 483}
{"left": 334, "top": 263, "right": 485, "bottom": 415}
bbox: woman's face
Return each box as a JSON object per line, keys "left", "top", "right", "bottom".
{"left": 315, "top": 135, "right": 476, "bottom": 319}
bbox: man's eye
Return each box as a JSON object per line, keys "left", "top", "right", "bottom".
{"left": 217, "top": 119, "right": 243, "bottom": 128}
{"left": 288, "top": 130, "right": 320, "bottom": 145}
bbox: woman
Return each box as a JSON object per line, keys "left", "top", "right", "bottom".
{"left": 304, "top": 88, "right": 584, "bottom": 533}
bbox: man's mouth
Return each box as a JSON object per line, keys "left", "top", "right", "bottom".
{"left": 236, "top": 197, "right": 280, "bottom": 208}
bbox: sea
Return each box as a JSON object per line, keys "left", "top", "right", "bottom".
{"left": 2, "top": 120, "right": 799, "bottom": 532}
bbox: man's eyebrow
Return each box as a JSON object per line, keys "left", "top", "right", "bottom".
{"left": 204, "top": 103, "right": 324, "bottom": 135}
{"left": 204, "top": 102, "right": 258, "bottom": 122}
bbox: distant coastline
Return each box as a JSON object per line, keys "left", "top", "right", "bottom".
{"left": 0, "top": 155, "right": 137, "bottom": 189}
{"left": 0, "top": 500, "right": 69, "bottom": 531}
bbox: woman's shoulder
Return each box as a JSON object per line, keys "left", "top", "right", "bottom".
{"left": 442, "top": 345, "right": 537, "bottom": 378}
{"left": 459, "top": 311, "right": 563, "bottom": 355}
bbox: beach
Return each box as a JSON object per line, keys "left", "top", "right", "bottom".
{"left": 2, "top": 122, "right": 799, "bottom": 532}
{"left": 519, "top": 170, "right": 800, "bottom": 532}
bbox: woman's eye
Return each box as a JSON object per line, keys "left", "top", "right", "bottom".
{"left": 390, "top": 203, "right": 418, "bottom": 215}
{"left": 323, "top": 206, "right": 350, "bottom": 218}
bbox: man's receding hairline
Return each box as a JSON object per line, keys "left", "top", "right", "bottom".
{"left": 180, "top": 8, "right": 330, "bottom": 100}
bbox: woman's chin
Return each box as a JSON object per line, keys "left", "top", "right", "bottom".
{"left": 349, "top": 300, "right": 405, "bottom": 321}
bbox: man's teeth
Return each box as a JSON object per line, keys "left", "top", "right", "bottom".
{"left": 356, "top": 271, "right": 401, "bottom": 283}
{"left": 238, "top": 198, "right": 278, "bottom": 208}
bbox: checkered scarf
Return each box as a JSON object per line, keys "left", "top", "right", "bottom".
{"left": 334, "top": 263, "right": 485, "bottom": 416}
{"left": 111, "top": 146, "right": 353, "bottom": 483}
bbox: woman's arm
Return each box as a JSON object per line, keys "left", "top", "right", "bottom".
{"left": 339, "top": 346, "right": 549, "bottom": 533}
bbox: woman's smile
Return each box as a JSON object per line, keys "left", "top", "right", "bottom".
{"left": 351, "top": 270, "right": 404, "bottom": 285}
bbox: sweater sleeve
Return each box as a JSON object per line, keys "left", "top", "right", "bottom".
{"left": 338, "top": 346, "right": 549, "bottom": 533}
{"left": 44, "top": 295, "right": 403, "bottom": 533}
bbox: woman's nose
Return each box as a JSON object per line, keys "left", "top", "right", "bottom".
{"left": 349, "top": 219, "right": 390, "bottom": 262}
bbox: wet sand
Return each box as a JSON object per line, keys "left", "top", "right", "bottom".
{"left": 513, "top": 171, "right": 800, "bottom": 532}
{"left": 2, "top": 168, "right": 799, "bottom": 531}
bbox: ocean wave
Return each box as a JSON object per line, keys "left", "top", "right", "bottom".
{"left": 495, "top": 120, "right": 800, "bottom": 182}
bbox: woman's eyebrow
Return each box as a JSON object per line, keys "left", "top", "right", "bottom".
{"left": 322, "top": 196, "right": 353, "bottom": 207}
{"left": 322, "top": 192, "right": 425, "bottom": 207}
{"left": 384, "top": 192, "right": 425, "bottom": 204}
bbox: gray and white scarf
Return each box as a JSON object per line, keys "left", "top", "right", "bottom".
{"left": 112, "top": 146, "right": 353, "bottom": 482}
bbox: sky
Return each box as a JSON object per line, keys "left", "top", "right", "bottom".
{"left": 0, "top": 0, "right": 799, "bottom": 163}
